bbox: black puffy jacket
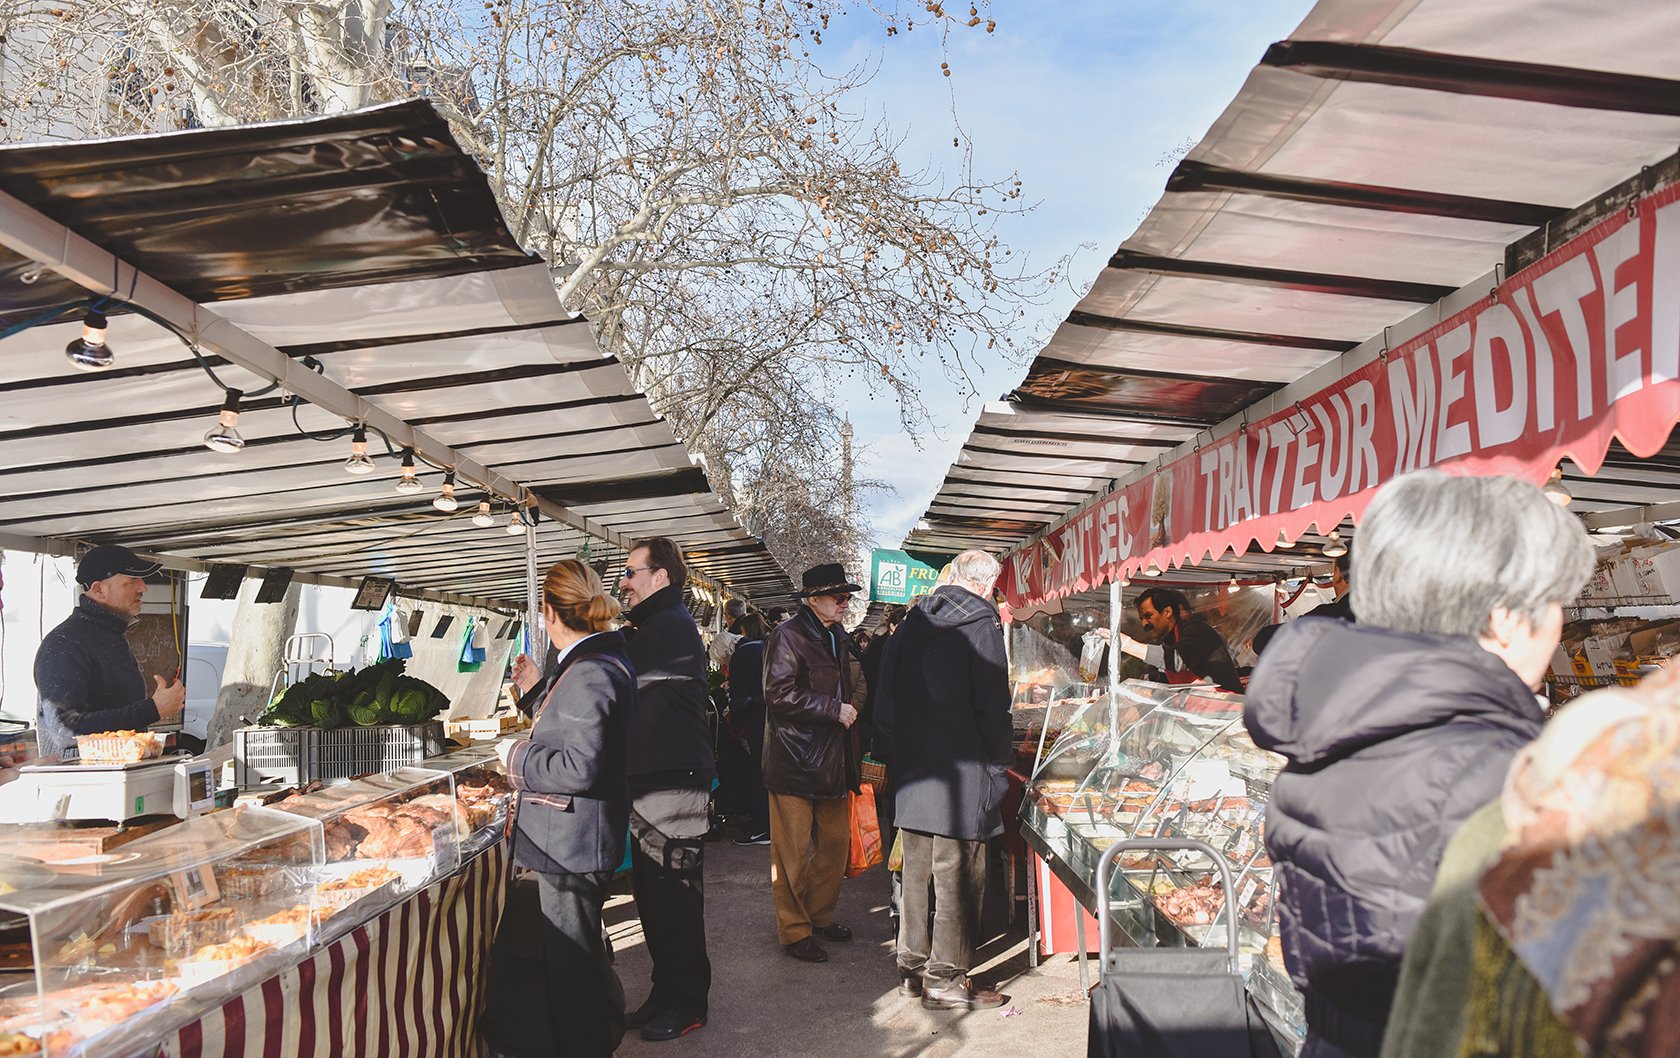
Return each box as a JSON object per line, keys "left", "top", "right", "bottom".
{"left": 1244, "top": 619, "right": 1542, "bottom": 1056}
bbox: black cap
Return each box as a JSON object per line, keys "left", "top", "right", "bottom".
{"left": 77, "top": 544, "right": 162, "bottom": 588}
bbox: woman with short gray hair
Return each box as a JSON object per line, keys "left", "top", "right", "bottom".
{"left": 1243, "top": 470, "right": 1592, "bottom": 1058}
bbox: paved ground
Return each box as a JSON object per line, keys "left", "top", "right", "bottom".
{"left": 605, "top": 837, "right": 1090, "bottom": 1058}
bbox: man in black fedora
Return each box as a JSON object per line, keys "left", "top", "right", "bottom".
{"left": 761, "top": 562, "right": 865, "bottom": 963}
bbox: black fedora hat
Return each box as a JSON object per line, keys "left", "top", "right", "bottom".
{"left": 797, "top": 563, "right": 863, "bottom": 599}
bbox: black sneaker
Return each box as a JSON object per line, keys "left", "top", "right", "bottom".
{"left": 733, "top": 832, "right": 772, "bottom": 846}
{"left": 642, "top": 1010, "right": 706, "bottom": 1042}
{"left": 625, "top": 999, "right": 659, "bottom": 1029}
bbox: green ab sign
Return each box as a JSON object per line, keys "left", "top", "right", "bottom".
{"left": 870, "top": 549, "right": 942, "bottom": 605}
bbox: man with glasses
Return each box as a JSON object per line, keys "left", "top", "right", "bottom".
{"left": 761, "top": 562, "right": 865, "bottom": 963}
{"left": 617, "top": 538, "right": 713, "bottom": 1042}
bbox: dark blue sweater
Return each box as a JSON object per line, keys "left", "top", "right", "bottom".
{"left": 33, "top": 596, "right": 161, "bottom": 759}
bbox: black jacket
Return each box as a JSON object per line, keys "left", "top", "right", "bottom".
{"left": 728, "top": 638, "right": 766, "bottom": 734}
{"left": 762, "top": 608, "right": 857, "bottom": 800}
{"left": 874, "top": 586, "right": 1012, "bottom": 841}
{"left": 1161, "top": 615, "right": 1243, "bottom": 693}
{"left": 507, "top": 631, "right": 635, "bottom": 875}
{"left": 33, "top": 596, "right": 163, "bottom": 759}
{"left": 1244, "top": 618, "right": 1542, "bottom": 1054}
{"left": 623, "top": 584, "right": 715, "bottom": 786}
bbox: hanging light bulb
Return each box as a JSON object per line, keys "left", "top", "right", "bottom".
{"left": 394, "top": 449, "right": 423, "bottom": 494}
{"left": 64, "top": 310, "right": 114, "bottom": 371}
{"left": 472, "top": 500, "right": 495, "bottom": 528}
{"left": 1143, "top": 560, "right": 1162, "bottom": 578}
{"left": 1543, "top": 466, "right": 1572, "bottom": 507}
{"left": 202, "top": 389, "right": 245, "bottom": 453}
{"left": 1227, "top": 576, "right": 1241, "bottom": 594}
{"left": 343, "top": 423, "right": 375, "bottom": 475}
{"left": 433, "top": 471, "right": 459, "bottom": 512}
{"left": 1322, "top": 529, "right": 1348, "bottom": 558}
{"left": 507, "top": 507, "right": 527, "bottom": 535}
{"left": 1275, "top": 528, "right": 1293, "bottom": 549}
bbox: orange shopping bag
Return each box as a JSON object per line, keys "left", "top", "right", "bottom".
{"left": 847, "top": 784, "right": 883, "bottom": 877}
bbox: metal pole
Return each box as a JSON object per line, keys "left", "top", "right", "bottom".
{"left": 525, "top": 519, "right": 545, "bottom": 660}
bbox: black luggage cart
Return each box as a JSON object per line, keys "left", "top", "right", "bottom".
{"left": 1087, "top": 838, "right": 1284, "bottom": 1058}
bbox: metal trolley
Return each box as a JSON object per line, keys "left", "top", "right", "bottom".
{"left": 1087, "top": 838, "right": 1283, "bottom": 1058}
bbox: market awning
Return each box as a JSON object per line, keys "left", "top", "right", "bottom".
{"left": 903, "top": 0, "right": 1680, "bottom": 609}
{"left": 0, "top": 101, "right": 795, "bottom": 609}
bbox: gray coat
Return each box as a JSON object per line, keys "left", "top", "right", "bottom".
{"left": 507, "top": 631, "right": 635, "bottom": 875}
{"left": 874, "top": 585, "right": 1012, "bottom": 841}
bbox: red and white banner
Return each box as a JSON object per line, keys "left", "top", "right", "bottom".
{"left": 1002, "top": 178, "right": 1680, "bottom": 612}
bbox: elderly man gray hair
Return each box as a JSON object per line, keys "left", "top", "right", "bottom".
{"left": 946, "top": 550, "right": 1002, "bottom": 597}
{"left": 1242, "top": 469, "right": 1593, "bottom": 1058}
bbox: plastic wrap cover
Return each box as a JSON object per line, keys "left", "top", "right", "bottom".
{"left": 0, "top": 99, "right": 534, "bottom": 309}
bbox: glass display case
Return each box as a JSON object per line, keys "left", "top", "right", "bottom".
{"left": 268, "top": 767, "right": 461, "bottom": 939}
{"left": 419, "top": 745, "right": 516, "bottom": 858}
{"left": 0, "top": 806, "right": 321, "bottom": 1057}
{"left": 1020, "top": 681, "right": 1304, "bottom": 1049}
{"left": 1009, "top": 587, "right": 1115, "bottom": 772}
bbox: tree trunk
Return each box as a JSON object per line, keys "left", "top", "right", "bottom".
{"left": 207, "top": 578, "right": 302, "bottom": 748}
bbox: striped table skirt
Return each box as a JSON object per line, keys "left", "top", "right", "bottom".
{"left": 166, "top": 840, "right": 513, "bottom": 1058}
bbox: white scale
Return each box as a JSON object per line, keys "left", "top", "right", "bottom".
{"left": 0, "top": 757, "right": 217, "bottom": 825}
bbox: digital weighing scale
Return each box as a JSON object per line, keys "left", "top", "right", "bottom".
{"left": 0, "top": 756, "right": 217, "bottom": 825}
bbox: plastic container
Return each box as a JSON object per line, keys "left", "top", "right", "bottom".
{"left": 310, "top": 723, "right": 446, "bottom": 781}
{"left": 234, "top": 727, "right": 314, "bottom": 787}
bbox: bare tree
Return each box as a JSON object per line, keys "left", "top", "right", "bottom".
{"left": 0, "top": 0, "right": 1057, "bottom": 573}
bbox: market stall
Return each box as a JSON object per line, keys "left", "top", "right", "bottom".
{"left": 0, "top": 101, "right": 795, "bottom": 1057}
{"left": 893, "top": 3, "right": 1680, "bottom": 1055}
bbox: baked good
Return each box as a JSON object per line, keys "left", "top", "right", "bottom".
{"left": 148, "top": 907, "right": 235, "bottom": 956}
{"left": 322, "top": 866, "right": 400, "bottom": 892}
{"left": 74, "top": 731, "right": 163, "bottom": 765}
{"left": 0, "top": 1033, "right": 39, "bottom": 1055}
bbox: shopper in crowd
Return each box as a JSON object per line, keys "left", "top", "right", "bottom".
{"left": 727, "top": 612, "right": 772, "bottom": 846}
{"left": 872, "top": 550, "right": 1011, "bottom": 1010}
{"left": 1116, "top": 585, "right": 1243, "bottom": 692}
{"left": 708, "top": 598, "right": 747, "bottom": 673}
{"left": 33, "top": 543, "right": 186, "bottom": 760}
{"left": 762, "top": 563, "right": 864, "bottom": 963}
{"left": 617, "top": 537, "right": 713, "bottom": 1041}
{"left": 1381, "top": 663, "right": 1680, "bottom": 1058}
{"left": 498, "top": 560, "right": 633, "bottom": 1058}
{"left": 1312, "top": 547, "right": 1356, "bottom": 622}
{"left": 1244, "top": 470, "right": 1593, "bottom": 1058}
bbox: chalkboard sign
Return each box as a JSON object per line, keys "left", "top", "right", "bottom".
{"left": 351, "top": 576, "right": 394, "bottom": 611}
{"left": 430, "top": 615, "right": 455, "bottom": 639}
{"left": 200, "top": 564, "right": 246, "bottom": 600}
{"left": 406, "top": 609, "right": 425, "bottom": 637}
{"left": 125, "top": 612, "right": 183, "bottom": 680}
{"left": 254, "top": 567, "right": 294, "bottom": 604}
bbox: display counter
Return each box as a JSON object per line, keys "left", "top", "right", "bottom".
{"left": 0, "top": 751, "right": 515, "bottom": 1057}
{"left": 1019, "top": 680, "right": 1305, "bottom": 1051}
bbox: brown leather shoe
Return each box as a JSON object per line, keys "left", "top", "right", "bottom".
{"left": 784, "top": 936, "right": 829, "bottom": 963}
{"left": 921, "top": 978, "right": 1006, "bottom": 1010}
{"left": 815, "top": 923, "right": 853, "bottom": 942}
{"left": 897, "top": 971, "right": 924, "bottom": 998}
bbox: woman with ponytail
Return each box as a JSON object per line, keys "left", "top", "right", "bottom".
{"left": 496, "top": 559, "right": 635, "bottom": 1057}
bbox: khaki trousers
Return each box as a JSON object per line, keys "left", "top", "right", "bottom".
{"left": 768, "top": 791, "right": 850, "bottom": 945}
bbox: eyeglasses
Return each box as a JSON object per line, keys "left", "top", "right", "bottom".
{"left": 620, "top": 565, "right": 653, "bottom": 581}
{"left": 817, "top": 594, "right": 854, "bottom": 604}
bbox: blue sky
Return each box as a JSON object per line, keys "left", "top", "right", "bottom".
{"left": 817, "top": 1, "right": 1315, "bottom": 548}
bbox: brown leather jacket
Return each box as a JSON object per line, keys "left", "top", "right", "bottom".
{"left": 762, "top": 608, "right": 860, "bottom": 800}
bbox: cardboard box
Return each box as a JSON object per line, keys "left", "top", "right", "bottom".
{"left": 1581, "top": 633, "right": 1631, "bottom": 681}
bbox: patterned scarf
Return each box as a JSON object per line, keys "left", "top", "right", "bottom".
{"left": 1477, "top": 668, "right": 1680, "bottom": 1057}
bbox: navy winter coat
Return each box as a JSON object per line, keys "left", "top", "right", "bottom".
{"left": 1244, "top": 619, "right": 1542, "bottom": 1057}
{"left": 873, "top": 585, "right": 1012, "bottom": 841}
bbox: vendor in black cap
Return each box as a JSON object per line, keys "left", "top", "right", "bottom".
{"left": 32, "top": 544, "right": 185, "bottom": 760}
